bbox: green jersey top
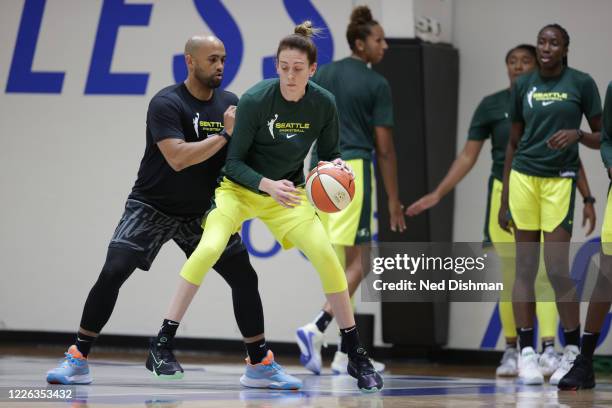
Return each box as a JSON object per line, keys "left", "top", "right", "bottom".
{"left": 468, "top": 89, "right": 511, "bottom": 181}
{"left": 311, "top": 57, "right": 394, "bottom": 161}
{"left": 224, "top": 78, "right": 340, "bottom": 193}
{"left": 510, "top": 67, "right": 602, "bottom": 178}
{"left": 600, "top": 82, "right": 612, "bottom": 169}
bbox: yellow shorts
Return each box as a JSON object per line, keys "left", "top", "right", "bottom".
{"left": 508, "top": 170, "right": 576, "bottom": 234}
{"left": 602, "top": 186, "right": 612, "bottom": 255}
{"left": 211, "top": 177, "right": 316, "bottom": 249}
{"left": 318, "top": 159, "right": 374, "bottom": 246}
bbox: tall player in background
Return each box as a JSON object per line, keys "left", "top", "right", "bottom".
{"left": 296, "top": 5, "right": 405, "bottom": 376}
{"left": 499, "top": 24, "right": 601, "bottom": 385}
{"left": 46, "top": 36, "right": 268, "bottom": 385}
{"left": 149, "top": 22, "right": 384, "bottom": 392}
{"left": 559, "top": 81, "right": 612, "bottom": 390}
{"left": 407, "top": 45, "right": 596, "bottom": 377}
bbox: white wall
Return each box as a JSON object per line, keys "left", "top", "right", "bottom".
{"left": 2, "top": 0, "right": 612, "bottom": 354}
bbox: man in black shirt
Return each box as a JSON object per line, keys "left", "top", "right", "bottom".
{"left": 46, "top": 35, "right": 268, "bottom": 385}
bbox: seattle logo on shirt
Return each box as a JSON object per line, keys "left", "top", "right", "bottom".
{"left": 527, "top": 87, "right": 569, "bottom": 108}
{"left": 267, "top": 114, "right": 279, "bottom": 138}
{"left": 267, "top": 114, "right": 311, "bottom": 139}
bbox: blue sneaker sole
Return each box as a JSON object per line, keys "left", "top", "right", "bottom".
{"left": 46, "top": 373, "right": 92, "bottom": 385}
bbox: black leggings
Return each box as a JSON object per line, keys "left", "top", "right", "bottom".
{"left": 79, "top": 246, "right": 264, "bottom": 338}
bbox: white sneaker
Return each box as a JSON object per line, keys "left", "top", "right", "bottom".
{"left": 496, "top": 347, "right": 518, "bottom": 377}
{"left": 549, "top": 345, "right": 579, "bottom": 385}
{"left": 518, "top": 347, "right": 544, "bottom": 385}
{"left": 296, "top": 323, "right": 325, "bottom": 375}
{"left": 331, "top": 351, "right": 386, "bottom": 374}
{"left": 538, "top": 346, "right": 560, "bottom": 376}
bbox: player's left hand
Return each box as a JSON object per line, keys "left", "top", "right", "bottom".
{"left": 388, "top": 199, "right": 407, "bottom": 233}
{"left": 331, "top": 158, "right": 354, "bottom": 178}
{"left": 583, "top": 202, "right": 596, "bottom": 236}
{"left": 547, "top": 129, "right": 579, "bottom": 150}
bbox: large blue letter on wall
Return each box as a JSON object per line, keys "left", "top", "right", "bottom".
{"left": 85, "top": 0, "right": 152, "bottom": 95}
{"left": 6, "top": 0, "right": 64, "bottom": 93}
{"left": 262, "top": 0, "right": 334, "bottom": 79}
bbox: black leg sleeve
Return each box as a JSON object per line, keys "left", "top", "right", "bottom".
{"left": 213, "top": 248, "right": 265, "bottom": 338}
{"left": 79, "top": 247, "right": 141, "bottom": 333}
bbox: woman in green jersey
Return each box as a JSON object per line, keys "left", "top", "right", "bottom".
{"left": 559, "top": 81, "right": 612, "bottom": 390}
{"left": 406, "top": 44, "right": 594, "bottom": 378}
{"left": 500, "top": 24, "right": 602, "bottom": 386}
{"left": 296, "top": 5, "right": 403, "bottom": 376}
{"left": 151, "top": 22, "right": 383, "bottom": 393}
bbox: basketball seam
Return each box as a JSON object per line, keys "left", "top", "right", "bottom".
{"left": 316, "top": 168, "right": 342, "bottom": 212}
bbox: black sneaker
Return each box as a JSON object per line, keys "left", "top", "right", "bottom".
{"left": 347, "top": 346, "right": 383, "bottom": 393}
{"left": 558, "top": 354, "right": 595, "bottom": 390}
{"left": 145, "top": 337, "right": 184, "bottom": 379}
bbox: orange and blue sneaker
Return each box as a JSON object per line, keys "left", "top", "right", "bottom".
{"left": 46, "top": 345, "right": 92, "bottom": 384}
{"left": 239, "top": 350, "right": 302, "bottom": 390}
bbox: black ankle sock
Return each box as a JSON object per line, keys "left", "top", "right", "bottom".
{"left": 245, "top": 338, "right": 268, "bottom": 364}
{"left": 517, "top": 328, "right": 534, "bottom": 351}
{"left": 156, "top": 319, "right": 180, "bottom": 344}
{"left": 542, "top": 339, "right": 555, "bottom": 352}
{"left": 340, "top": 325, "right": 360, "bottom": 355}
{"left": 314, "top": 310, "right": 333, "bottom": 333}
{"left": 581, "top": 331, "right": 600, "bottom": 358}
{"left": 75, "top": 332, "right": 97, "bottom": 357}
{"left": 564, "top": 326, "right": 581, "bottom": 347}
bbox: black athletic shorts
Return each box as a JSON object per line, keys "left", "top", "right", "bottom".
{"left": 109, "top": 199, "right": 245, "bottom": 270}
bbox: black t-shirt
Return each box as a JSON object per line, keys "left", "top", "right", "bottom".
{"left": 129, "top": 83, "right": 238, "bottom": 216}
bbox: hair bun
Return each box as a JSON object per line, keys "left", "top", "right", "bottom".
{"left": 295, "top": 21, "right": 315, "bottom": 37}
{"left": 350, "top": 6, "right": 373, "bottom": 24}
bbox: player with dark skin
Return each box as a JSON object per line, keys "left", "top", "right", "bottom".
{"left": 499, "top": 24, "right": 601, "bottom": 385}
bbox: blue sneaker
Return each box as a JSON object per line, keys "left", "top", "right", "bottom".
{"left": 296, "top": 322, "right": 325, "bottom": 375}
{"left": 46, "top": 345, "right": 92, "bottom": 384}
{"left": 240, "top": 350, "right": 302, "bottom": 390}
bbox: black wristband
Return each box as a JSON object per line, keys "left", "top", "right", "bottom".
{"left": 583, "top": 196, "right": 596, "bottom": 205}
{"left": 219, "top": 128, "right": 231, "bottom": 142}
{"left": 576, "top": 129, "right": 584, "bottom": 141}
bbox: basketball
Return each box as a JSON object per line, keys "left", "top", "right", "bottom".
{"left": 305, "top": 161, "right": 355, "bottom": 213}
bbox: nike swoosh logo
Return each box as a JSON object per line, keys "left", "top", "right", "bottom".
{"left": 286, "top": 134, "right": 297, "bottom": 139}
{"left": 150, "top": 351, "right": 164, "bottom": 368}
{"left": 542, "top": 101, "right": 556, "bottom": 106}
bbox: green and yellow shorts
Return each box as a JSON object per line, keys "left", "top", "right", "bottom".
{"left": 317, "top": 158, "right": 374, "bottom": 246}
{"left": 508, "top": 169, "right": 576, "bottom": 234}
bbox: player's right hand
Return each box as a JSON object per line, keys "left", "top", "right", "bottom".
{"left": 405, "top": 192, "right": 440, "bottom": 216}
{"left": 223, "top": 105, "right": 237, "bottom": 135}
{"left": 261, "top": 179, "right": 301, "bottom": 208}
{"left": 498, "top": 201, "right": 513, "bottom": 234}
